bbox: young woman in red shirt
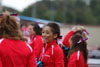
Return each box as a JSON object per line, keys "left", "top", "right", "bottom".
{"left": 0, "top": 11, "right": 37, "bottom": 67}
{"left": 63, "top": 26, "right": 89, "bottom": 66}
{"left": 38, "top": 23, "right": 64, "bottom": 67}
{"left": 67, "top": 34, "right": 88, "bottom": 67}
{"left": 63, "top": 26, "right": 88, "bottom": 48}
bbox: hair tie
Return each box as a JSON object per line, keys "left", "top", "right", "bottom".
{"left": 57, "top": 35, "right": 62, "bottom": 46}
{"left": 10, "top": 13, "right": 20, "bottom": 24}
{"left": 10, "top": 13, "right": 18, "bottom": 16}
{"left": 82, "top": 29, "right": 89, "bottom": 35}
{"left": 0, "top": 13, "right": 20, "bottom": 24}
{"left": 77, "top": 38, "right": 88, "bottom": 44}
{"left": 0, "top": 13, "right": 18, "bottom": 18}
{"left": 58, "top": 35, "right": 62, "bottom": 39}
{"left": 77, "top": 38, "right": 83, "bottom": 44}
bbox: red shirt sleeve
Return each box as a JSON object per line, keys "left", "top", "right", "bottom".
{"left": 34, "top": 36, "right": 43, "bottom": 58}
{"left": 53, "top": 46, "right": 64, "bottom": 67}
{"left": 28, "top": 52, "right": 37, "bottom": 67}
{"left": 29, "top": 36, "right": 43, "bottom": 58}
{"left": 62, "top": 30, "right": 74, "bottom": 48}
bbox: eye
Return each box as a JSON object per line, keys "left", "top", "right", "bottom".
{"left": 42, "top": 31, "right": 44, "bottom": 33}
{"left": 46, "top": 32, "right": 50, "bottom": 34}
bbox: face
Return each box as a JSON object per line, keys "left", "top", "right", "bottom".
{"left": 28, "top": 25, "right": 36, "bottom": 36}
{"left": 42, "top": 26, "right": 57, "bottom": 43}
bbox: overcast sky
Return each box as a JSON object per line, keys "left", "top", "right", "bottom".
{"left": 2, "top": 0, "right": 41, "bottom": 11}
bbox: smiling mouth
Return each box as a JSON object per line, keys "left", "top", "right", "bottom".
{"left": 42, "top": 38, "right": 47, "bottom": 43}
{"left": 43, "top": 38, "right": 46, "bottom": 41}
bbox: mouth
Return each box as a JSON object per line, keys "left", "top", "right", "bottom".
{"left": 42, "top": 38, "right": 46, "bottom": 41}
{"left": 42, "top": 38, "right": 47, "bottom": 43}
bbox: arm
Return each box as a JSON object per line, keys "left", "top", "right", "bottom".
{"left": 53, "top": 47, "right": 64, "bottom": 67}
{"left": 62, "top": 30, "right": 74, "bottom": 48}
{"left": 34, "top": 37, "right": 43, "bottom": 58}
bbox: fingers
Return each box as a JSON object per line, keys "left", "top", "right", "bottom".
{"left": 72, "top": 25, "right": 85, "bottom": 32}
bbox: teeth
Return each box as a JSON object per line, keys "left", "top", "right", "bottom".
{"left": 43, "top": 38, "right": 46, "bottom": 41}
{"left": 42, "top": 38, "right": 46, "bottom": 41}
{"left": 42, "top": 38, "right": 46, "bottom": 43}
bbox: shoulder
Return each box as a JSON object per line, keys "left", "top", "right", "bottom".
{"left": 0, "top": 38, "right": 26, "bottom": 44}
{"left": 36, "top": 35, "right": 42, "bottom": 38}
{"left": 70, "top": 51, "right": 77, "bottom": 59}
{"left": 53, "top": 43, "right": 63, "bottom": 54}
{"left": 0, "top": 38, "right": 5, "bottom": 44}
{"left": 70, "top": 51, "right": 83, "bottom": 61}
{"left": 35, "top": 35, "right": 42, "bottom": 40}
{"left": 54, "top": 43, "right": 62, "bottom": 50}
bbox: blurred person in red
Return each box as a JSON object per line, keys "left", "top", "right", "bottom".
{"left": 67, "top": 34, "right": 88, "bottom": 67}
{"left": 63, "top": 26, "right": 89, "bottom": 48}
{"left": 28, "top": 23, "right": 43, "bottom": 58}
{"left": 62, "top": 26, "right": 89, "bottom": 66}
{"left": 0, "top": 11, "right": 37, "bottom": 67}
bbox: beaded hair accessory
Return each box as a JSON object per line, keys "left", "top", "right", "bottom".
{"left": 77, "top": 37, "right": 88, "bottom": 44}
{"left": 82, "top": 29, "right": 89, "bottom": 36}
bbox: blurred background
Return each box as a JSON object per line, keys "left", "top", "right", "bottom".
{"left": 0, "top": 0, "right": 100, "bottom": 67}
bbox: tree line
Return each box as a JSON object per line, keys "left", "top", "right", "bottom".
{"left": 2, "top": 0, "right": 100, "bottom": 25}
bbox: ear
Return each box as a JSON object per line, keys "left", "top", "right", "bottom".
{"left": 54, "top": 34, "right": 57, "bottom": 39}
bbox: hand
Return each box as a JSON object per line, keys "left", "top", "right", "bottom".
{"left": 72, "top": 26, "right": 81, "bottom": 32}
{"left": 79, "top": 26, "right": 85, "bottom": 30}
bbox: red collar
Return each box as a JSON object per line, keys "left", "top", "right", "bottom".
{"left": 44, "top": 40, "right": 56, "bottom": 50}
